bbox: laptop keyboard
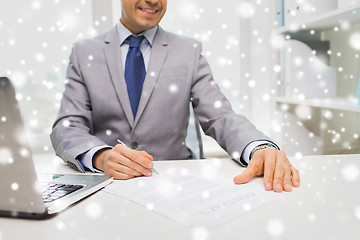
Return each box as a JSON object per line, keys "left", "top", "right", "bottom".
{"left": 41, "top": 183, "right": 84, "bottom": 203}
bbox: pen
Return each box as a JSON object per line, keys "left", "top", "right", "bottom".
{"left": 117, "top": 139, "right": 159, "bottom": 175}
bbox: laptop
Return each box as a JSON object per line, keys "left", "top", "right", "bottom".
{"left": 0, "top": 77, "right": 113, "bottom": 219}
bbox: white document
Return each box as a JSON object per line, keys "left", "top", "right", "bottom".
{"left": 103, "top": 168, "right": 283, "bottom": 227}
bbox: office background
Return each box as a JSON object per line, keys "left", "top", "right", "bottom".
{"left": 1, "top": 0, "right": 359, "bottom": 157}
{"left": 0, "top": 0, "right": 246, "bottom": 156}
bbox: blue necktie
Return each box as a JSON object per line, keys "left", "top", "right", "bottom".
{"left": 125, "top": 35, "right": 146, "bottom": 118}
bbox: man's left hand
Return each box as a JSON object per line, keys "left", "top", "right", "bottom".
{"left": 233, "top": 147, "right": 300, "bottom": 192}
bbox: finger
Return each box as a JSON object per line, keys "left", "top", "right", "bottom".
{"left": 115, "top": 144, "right": 154, "bottom": 169}
{"left": 290, "top": 166, "right": 301, "bottom": 187}
{"left": 263, "top": 150, "right": 276, "bottom": 191}
{"left": 233, "top": 166, "right": 256, "bottom": 184}
{"left": 139, "top": 151, "right": 153, "bottom": 160}
{"left": 108, "top": 148, "right": 153, "bottom": 176}
{"left": 103, "top": 159, "right": 139, "bottom": 180}
{"left": 108, "top": 160, "right": 143, "bottom": 177}
{"left": 117, "top": 154, "right": 153, "bottom": 177}
{"left": 283, "top": 169, "right": 292, "bottom": 192}
{"left": 103, "top": 155, "right": 143, "bottom": 178}
{"left": 109, "top": 170, "right": 136, "bottom": 180}
{"left": 273, "top": 153, "right": 287, "bottom": 192}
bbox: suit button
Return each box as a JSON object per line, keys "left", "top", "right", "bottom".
{"left": 131, "top": 142, "right": 138, "bottom": 149}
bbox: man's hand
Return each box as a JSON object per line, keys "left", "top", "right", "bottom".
{"left": 93, "top": 144, "right": 154, "bottom": 180}
{"left": 233, "top": 147, "right": 300, "bottom": 192}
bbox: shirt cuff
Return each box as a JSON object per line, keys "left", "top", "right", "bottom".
{"left": 241, "top": 140, "right": 279, "bottom": 166}
{"left": 77, "top": 145, "right": 112, "bottom": 173}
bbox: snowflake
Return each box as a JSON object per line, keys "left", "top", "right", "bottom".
{"left": 341, "top": 164, "right": 359, "bottom": 181}
{"left": 62, "top": 120, "right": 70, "bottom": 127}
{"left": 295, "top": 152, "right": 303, "bottom": 159}
{"left": 214, "top": 100, "right": 222, "bottom": 109}
{"left": 85, "top": 201, "right": 102, "bottom": 219}
{"left": 262, "top": 94, "right": 270, "bottom": 102}
{"left": 201, "top": 190, "right": 209, "bottom": 199}
{"left": 137, "top": 181, "right": 144, "bottom": 187}
{"left": 355, "top": 206, "right": 360, "bottom": 220}
{"left": 146, "top": 202, "right": 154, "bottom": 211}
{"left": 8, "top": 38, "right": 15, "bottom": 46}
{"left": 0, "top": 148, "right": 13, "bottom": 165}
{"left": 273, "top": 65, "right": 281, "bottom": 73}
{"left": 34, "top": 53, "right": 45, "bottom": 63}
{"left": 12, "top": 71, "right": 27, "bottom": 88}
{"left": 32, "top": 1, "right": 42, "bottom": 10}
{"left": 308, "top": 213, "right": 316, "bottom": 222}
{"left": 169, "top": 84, "right": 178, "bottom": 93}
{"left": 19, "top": 148, "right": 30, "bottom": 158}
{"left": 56, "top": 221, "right": 66, "bottom": 231}
{"left": 191, "top": 227, "right": 209, "bottom": 240}
{"left": 180, "top": 168, "right": 189, "bottom": 176}
{"left": 243, "top": 203, "right": 252, "bottom": 211}
{"left": 236, "top": 2, "right": 255, "bottom": 18}
{"left": 156, "top": 179, "right": 177, "bottom": 198}
{"left": 349, "top": 32, "right": 360, "bottom": 50}
{"left": 248, "top": 79, "right": 256, "bottom": 88}
{"left": 295, "top": 105, "right": 312, "bottom": 120}
{"left": 11, "top": 182, "right": 19, "bottom": 191}
{"left": 231, "top": 151, "right": 240, "bottom": 160}
{"left": 176, "top": 1, "right": 198, "bottom": 21}
{"left": 267, "top": 219, "right": 285, "bottom": 237}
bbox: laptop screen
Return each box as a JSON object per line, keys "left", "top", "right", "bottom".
{"left": 0, "top": 77, "right": 46, "bottom": 215}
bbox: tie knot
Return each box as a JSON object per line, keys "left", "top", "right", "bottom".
{"left": 128, "top": 35, "right": 145, "bottom": 48}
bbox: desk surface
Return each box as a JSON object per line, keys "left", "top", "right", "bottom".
{"left": 1, "top": 153, "right": 359, "bottom": 240}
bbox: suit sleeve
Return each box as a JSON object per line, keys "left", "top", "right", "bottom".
{"left": 50, "top": 46, "right": 107, "bottom": 172}
{"left": 190, "top": 42, "right": 278, "bottom": 164}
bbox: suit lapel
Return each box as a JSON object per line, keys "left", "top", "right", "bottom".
{"left": 134, "top": 28, "right": 169, "bottom": 127}
{"left": 103, "top": 27, "right": 135, "bottom": 127}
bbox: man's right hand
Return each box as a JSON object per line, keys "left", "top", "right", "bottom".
{"left": 93, "top": 144, "right": 154, "bottom": 180}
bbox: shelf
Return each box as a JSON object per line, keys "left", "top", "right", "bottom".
{"left": 276, "top": 4, "right": 360, "bottom": 35}
{"left": 275, "top": 97, "right": 360, "bottom": 112}
{"left": 273, "top": 2, "right": 360, "bottom": 156}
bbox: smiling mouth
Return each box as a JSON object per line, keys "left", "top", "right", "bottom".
{"left": 139, "top": 8, "right": 158, "bottom": 13}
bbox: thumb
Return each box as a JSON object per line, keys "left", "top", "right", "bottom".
{"left": 233, "top": 167, "right": 256, "bottom": 184}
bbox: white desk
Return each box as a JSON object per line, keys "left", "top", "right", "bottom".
{"left": 1, "top": 153, "right": 359, "bottom": 239}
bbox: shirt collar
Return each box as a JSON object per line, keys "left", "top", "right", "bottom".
{"left": 117, "top": 21, "right": 158, "bottom": 47}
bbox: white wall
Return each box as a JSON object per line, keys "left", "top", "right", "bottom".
{"left": 0, "top": 0, "right": 95, "bottom": 152}
{"left": 238, "top": 0, "right": 278, "bottom": 137}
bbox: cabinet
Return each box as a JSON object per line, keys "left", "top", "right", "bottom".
{"left": 274, "top": 1, "right": 360, "bottom": 155}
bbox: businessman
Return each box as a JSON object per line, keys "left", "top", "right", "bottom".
{"left": 51, "top": 0, "right": 300, "bottom": 192}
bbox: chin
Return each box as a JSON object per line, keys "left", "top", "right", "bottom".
{"left": 139, "top": 21, "right": 157, "bottom": 30}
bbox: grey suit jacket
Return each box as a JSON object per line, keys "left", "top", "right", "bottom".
{"left": 50, "top": 26, "right": 274, "bottom": 172}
